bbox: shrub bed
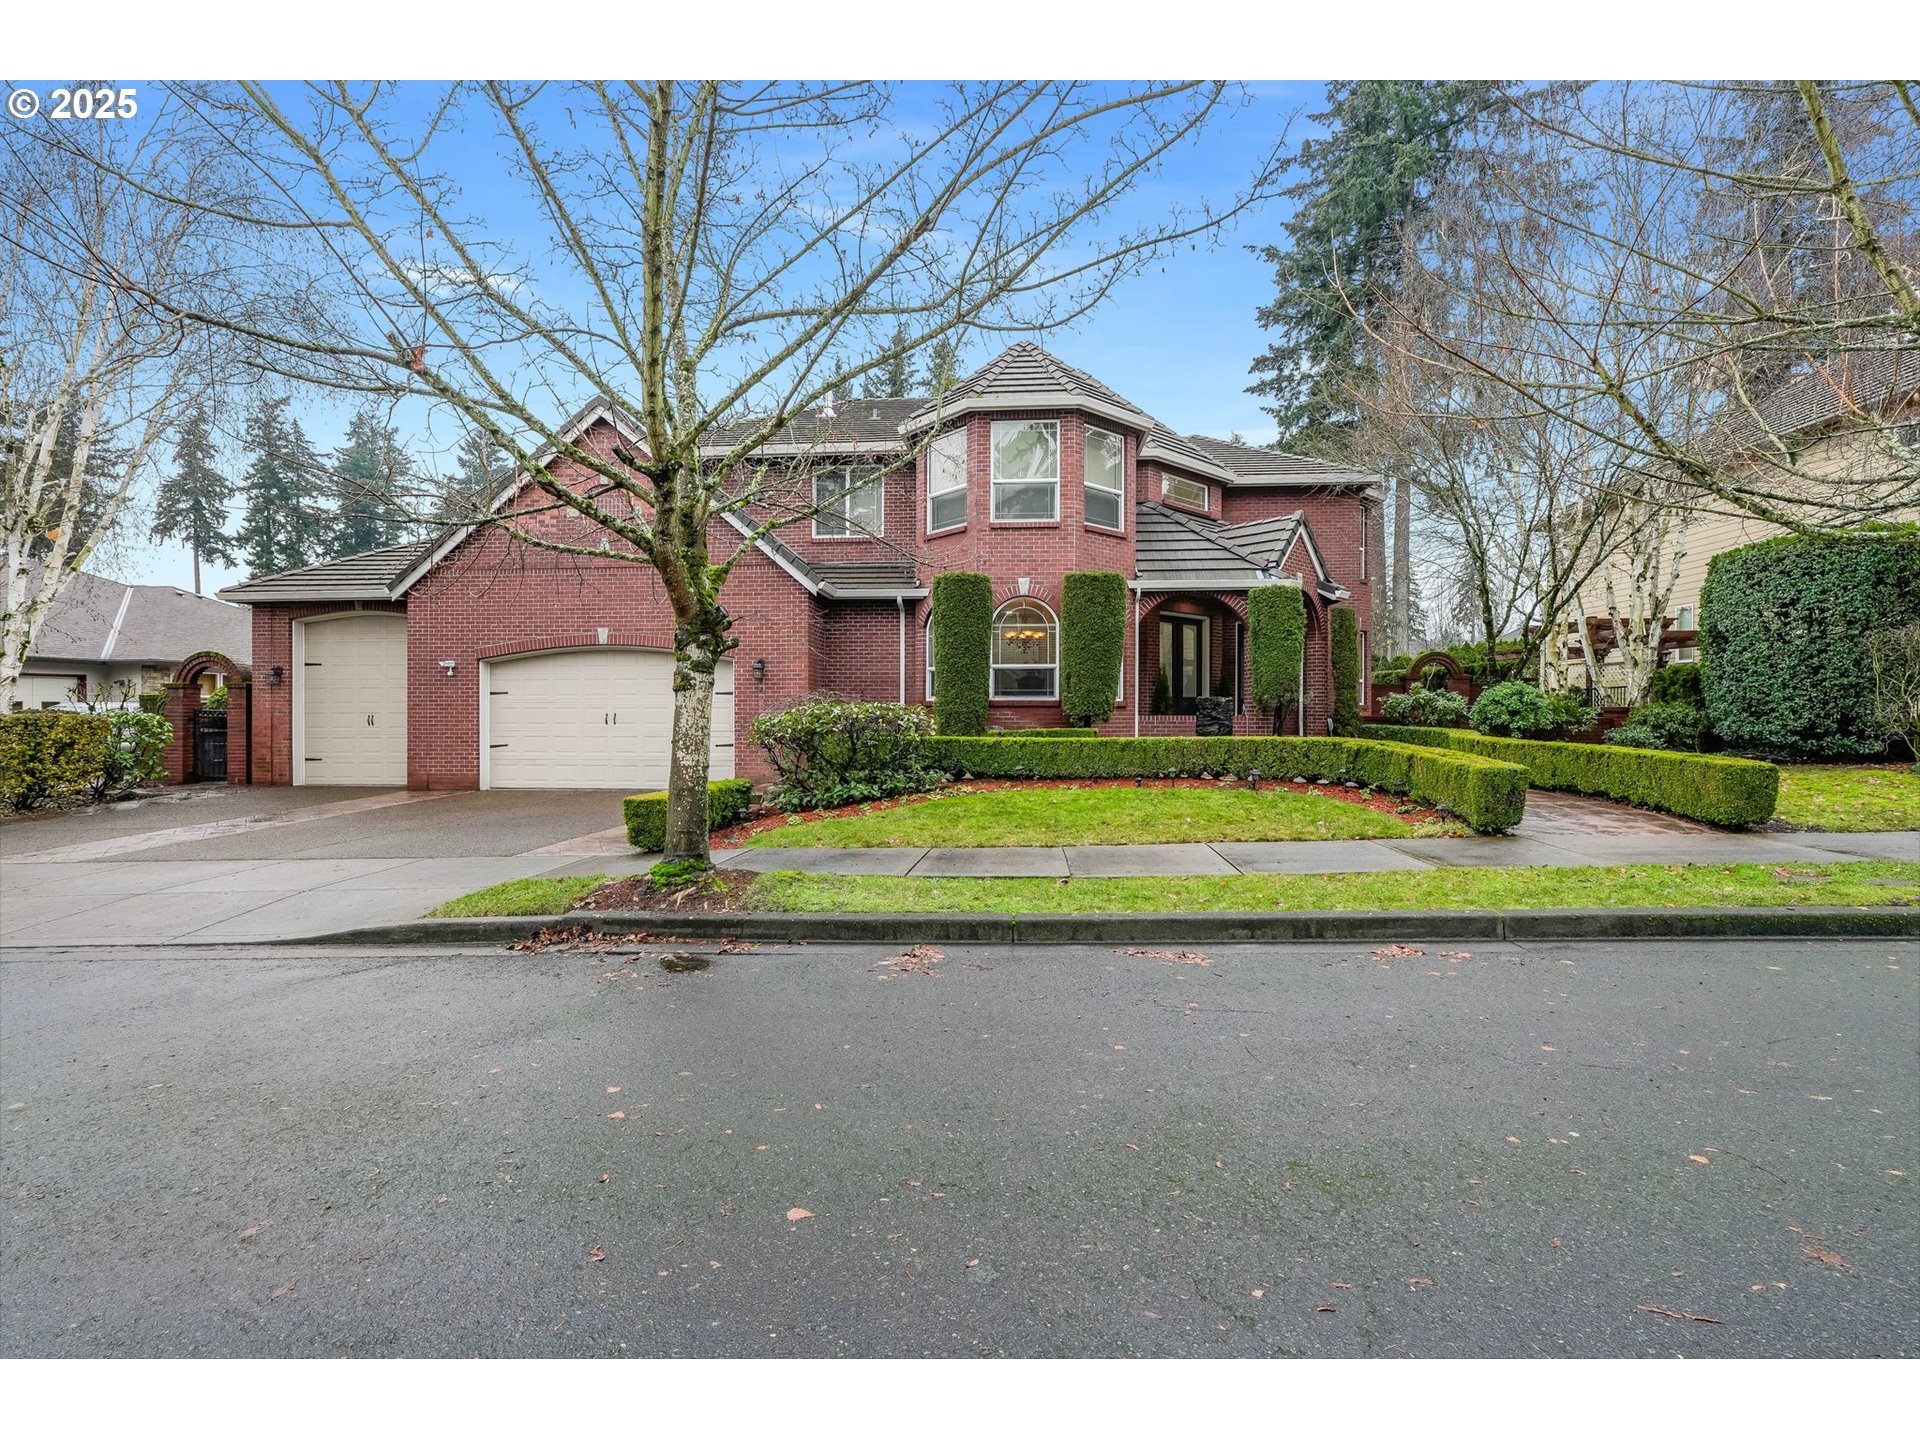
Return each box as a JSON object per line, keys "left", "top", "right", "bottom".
{"left": 1361, "top": 724, "right": 1778, "bottom": 827}
{"left": 623, "top": 778, "right": 755, "bottom": 851}
{"left": 750, "top": 698, "right": 946, "bottom": 810}
{"left": 924, "top": 734, "right": 1527, "bottom": 833}
{"left": 0, "top": 710, "right": 170, "bottom": 811}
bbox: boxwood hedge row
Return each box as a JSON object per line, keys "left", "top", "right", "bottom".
{"left": 623, "top": 778, "right": 755, "bottom": 851}
{"left": 924, "top": 733, "right": 1527, "bottom": 833}
{"left": 1361, "top": 724, "right": 1778, "bottom": 827}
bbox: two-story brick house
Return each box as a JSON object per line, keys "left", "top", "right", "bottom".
{"left": 223, "top": 342, "right": 1380, "bottom": 788}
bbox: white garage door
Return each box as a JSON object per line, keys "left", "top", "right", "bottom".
{"left": 485, "top": 649, "right": 734, "bottom": 790}
{"left": 299, "top": 613, "right": 407, "bottom": 786}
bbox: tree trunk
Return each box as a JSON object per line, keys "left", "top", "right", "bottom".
{"left": 661, "top": 609, "right": 730, "bottom": 864}
{"left": 191, "top": 545, "right": 202, "bottom": 596}
{"left": 1390, "top": 473, "right": 1411, "bottom": 654}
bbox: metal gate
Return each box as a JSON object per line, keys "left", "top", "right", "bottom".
{"left": 191, "top": 707, "right": 227, "bottom": 781}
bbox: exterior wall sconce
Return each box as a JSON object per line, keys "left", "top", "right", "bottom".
{"left": 439, "top": 660, "right": 457, "bottom": 676}
{"left": 268, "top": 665, "right": 284, "bottom": 687}
{"left": 751, "top": 658, "right": 767, "bottom": 682}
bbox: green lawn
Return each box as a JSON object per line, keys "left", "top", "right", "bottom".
{"left": 1773, "top": 764, "right": 1920, "bottom": 832}
{"left": 740, "top": 784, "right": 1458, "bottom": 848}
{"left": 753, "top": 860, "right": 1920, "bottom": 913}
{"left": 435, "top": 859, "right": 1920, "bottom": 918}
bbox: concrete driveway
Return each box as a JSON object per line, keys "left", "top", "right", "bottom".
{"left": 0, "top": 786, "right": 643, "bottom": 946}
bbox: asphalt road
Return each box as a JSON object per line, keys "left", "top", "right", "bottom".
{"left": 2, "top": 936, "right": 1914, "bottom": 1357}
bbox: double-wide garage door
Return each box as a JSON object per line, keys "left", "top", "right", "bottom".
{"left": 486, "top": 649, "right": 734, "bottom": 790}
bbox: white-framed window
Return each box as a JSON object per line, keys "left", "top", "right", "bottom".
{"left": 1162, "top": 473, "right": 1208, "bottom": 512}
{"left": 1675, "top": 604, "right": 1696, "bottom": 663}
{"left": 991, "top": 419, "right": 1059, "bottom": 521}
{"left": 927, "top": 428, "right": 967, "bottom": 533}
{"left": 925, "top": 620, "right": 936, "bottom": 700}
{"left": 1085, "top": 425, "right": 1125, "bottom": 531}
{"left": 1359, "top": 628, "right": 1370, "bottom": 709}
{"left": 812, "top": 466, "right": 883, "bottom": 538}
{"left": 1359, "top": 502, "right": 1369, "bottom": 579}
{"left": 991, "top": 598, "right": 1057, "bottom": 698}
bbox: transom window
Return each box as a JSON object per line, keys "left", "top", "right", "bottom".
{"left": 1085, "top": 425, "right": 1125, "bottom": 531}
{"left": 812, "top": 467, "right": 883, "bottom": 538}
{"left": 991, "top": 599, "right": 1057, "bottom": 699}
{"left": 991, "top": 420, "right": 1059, "bottom": 521}
{"left": 927, "top": 429, "right": 967, "bottom": 533}
{"left": 1162, "top": 473, "right": 1208, "bottom": 512}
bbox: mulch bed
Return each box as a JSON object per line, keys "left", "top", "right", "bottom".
{"left": 575, "top": 866, "right": 760, "bottom": 913}
{"left": 710, "top": 776, "right": 1455, "bottom": 845}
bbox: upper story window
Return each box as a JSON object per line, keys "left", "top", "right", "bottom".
{"left": 1162, "top": 473, "right": 1208, "bottom": 512}
{"left": 1085, "top": 425, "right": 1125, "bottom": 531}
{"left": 991, "top": 419, "right": 1059, "bottom": 522}
{"left": 927, "top": 429, "right": 967, "bottom": 533}
{"left": 812, "top": 466, "right": 883, "bottom": 539}
{"left": 991, "top": 598, "right": 1058, "bottom": 698}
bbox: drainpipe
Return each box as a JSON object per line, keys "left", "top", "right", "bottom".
{"left": 896, "top": 597, "right": 906, "bottom": 705}
{"left": 1132, "top": 590, "right": 1141, "bottom": 738}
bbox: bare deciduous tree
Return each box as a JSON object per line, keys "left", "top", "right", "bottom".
{"left": 102, "top": 80, "right": 1281, "bottom": 861}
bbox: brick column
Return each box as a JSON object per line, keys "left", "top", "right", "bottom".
{"left": 226, "top": 681, "right": 252, "bottom": 785}
{"left": 160, "top": 681, "right": 195, "bottom": 784}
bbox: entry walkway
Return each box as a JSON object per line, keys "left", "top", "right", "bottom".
{"left": 714, "top": 828, "right": 1917, "bottom": 878}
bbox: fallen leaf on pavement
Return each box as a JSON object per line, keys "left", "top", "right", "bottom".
{"left": 1316, "top": 1305, "right": 1336, "bottom": 1313}
{"left": 1804, "top": 1244, "right": 1846, "bottom": 1268}
{"left": 271, "top": 1279, "right": 299, "bottom": 1300}
{"left": 1438, "top": 950, "right": 1472, "bottom": 959}
{"left": 786, "top": 1208, "right": 814, "bottom": 1222}
{"left": 599, "top": 1174, "right": 610, "bottom": 1184}
{"left": 1407, "top": 1277, "right": 1434, "bottom": 1288}
{"left": 1114, "top": 947, "right": 1211, "bottom": 965}
{"left": 607, "top": 1112, "right": 626, "bottom": 1120}
{"left": 878, "top": 945, "right": 944, "bottom": 974}
{"left": 1330, "top": 1281, "right": 1354, "bottom": 1290}
{"left": 1251, "top": 1289, "right": 1265, "bottom": 1298}
{"left": 588, "top": 1246, "right": 606, "bottom": 1262}
{"left": 1638, "top": 1305, "right": 1721, "bottom": 1323}
{"left": 966, "top": 1258, "right": 980, "bottom": 1268}
{"left": 1689, "top": 1155, "right": 1710, "bottom": 1165}
{"left": 1372, "top": 944, "right": 1425, "bottom": 960}
{"left": 237, "top": 1221, "right": 272, "bottom": 1242}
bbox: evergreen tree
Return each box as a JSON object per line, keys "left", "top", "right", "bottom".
{"left": 428, "top": 427, "right": 508, "bottom": 530}
{"left": 918, "top": 335, "right": 965, "bottom": 397}
{"left": 331, "top": 406, "right": 413, "bottom": 554}
{"left": 860, "top": 323, "right": 917, "bottom": 398}
{"left": 1249, "top": 81, "right": 1505, "bottom": 454}
{"left": 24, "top": 414, "right": 128, "bottom": 562}
{"left": 148, "top": 400, "right": 235, "bottom": 593}
{"left": 236, "top": 396, "right": 330, "bottom": 577}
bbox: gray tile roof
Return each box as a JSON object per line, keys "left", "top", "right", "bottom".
{"left": 1132, "top": 503, "right": 1304, "bottom": 591}
{"left": 1181, "top": 434, "right": 1380, "bottom": 488}
{"left": 1701, "top": 347, "right": 1920, "bottom": 455}
{"left": 1139, "top": 422, "right": 1236, "bottom": 482}
{"left": 219, "top": 541, "right": 431, "bottom": 604}
{"left": 740, "top": 523, "right": 923, "bottom": 598}
{"left": 902, "top": 341, "right": 1153, "bottom": 432}
{"left": 30, "top": 569, "right": 251, "bottom": 665}
{"left": 700, "top": 397, "right": 924, "bottom": 458}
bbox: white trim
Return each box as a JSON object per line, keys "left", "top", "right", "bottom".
{"left": 291, "top": 619, "right": 306, "bottom": 786}
{"left": 810, "top": 465, "right": 885, "bottom": 540}
{"left": 478, "top": 656, "right": 493, "bottom": 790}
{"left": 98, "top": 586, "right": 135, "bottom": 662}
{"left": 719, "top": 512, "right": 820, "bottom": 595}
{"left": 1278, "top": 520, "right": 1332, "bottom": 586}
{"left": 902, "top": 391, "right": 1151, "bottom": 436}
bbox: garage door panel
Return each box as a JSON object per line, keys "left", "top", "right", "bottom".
{"left": 487, "top": 650, "right": 731, "bottom": 791}
{"left": 301, "top": 614, "right": 407, "bottom": 786}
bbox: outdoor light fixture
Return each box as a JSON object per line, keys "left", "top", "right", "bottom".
{"left": 268, "top": 665, "right": 284, "bottom": 687}
{"left": 752, "top": 658, "right": 767, "bottom": 682}
{"left": 439, "top": 659, "right": 457, "bottom": 676}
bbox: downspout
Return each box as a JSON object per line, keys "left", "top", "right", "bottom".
{"left": 896, "top": 597, "right": 906, "bottom": 705}
{"left": 1132, "top": 590, "right": 1141, "bottom": 737}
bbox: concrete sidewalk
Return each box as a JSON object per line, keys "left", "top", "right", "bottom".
{"left": 712, "top": 828, "right": 1917, "bottom": 878}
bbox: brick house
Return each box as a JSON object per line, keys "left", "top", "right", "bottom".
{"left": 222, "top": 342, "right": 1380, "bottom": 788}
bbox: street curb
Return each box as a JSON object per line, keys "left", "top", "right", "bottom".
{"left": 295, "top": 906, "right": 1920, "bottom": 947}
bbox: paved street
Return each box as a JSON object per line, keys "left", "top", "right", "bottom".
{"left": 3, "top": 936, "right": 1913, "bottom": 1356}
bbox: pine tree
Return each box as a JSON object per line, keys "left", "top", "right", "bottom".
{"left": 861, "top": 323, "right": 917, "bottom": 398}
{"left": 236, "top": 396, "right": 330, "bottom": 577}
{"left": 148, "top": 401, "right": 235, "bottom": 593}
{"left": 1249, "top": 81, "right": 1505, "bottom": 454}
{"left": 428, "top": 427, "right": 508, "bottom": 530}
{"left": 331, "top": 406, "right": 412, "bottom": 554}
{"left": 919, "top": 335, "right": 965, "bottom": 397}
{"left": 24, "top": 414, "right": 128, "bottom": 562}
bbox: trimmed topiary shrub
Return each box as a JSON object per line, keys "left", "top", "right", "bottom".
{"left": 930, "top": 571, "right": 992, "bottom": 735}
{"left": 1649, "top": 662, "right": 1703, "bottom": 708}
{"left": 750, "top": 698, "right": 947, "bottom": 811}
{"left": 923, "top": 733, "right": 1527, "bottom": 833}
{"left": 986, "top": 726, "right": 1097, "bottom": 738}
{"left": 1060, "top": 571, "right": 1127, "bottom": 727}
{"left": 1701, "top": 528, "right": 1920, "bottom": 757}
{"left": 1330, "top": 607, "right": 1361, "bottom": 735}
{"left": 1470, "top": 681, "right": 1559, "bottom": 738}
{"left": 0, "top": 712, "right": 117, "bottom": 811}
{"left": 1380, "top": 687, "right": 1471, "bottom": 728}
{"left": 1361, "top": 724, "right": 1778, "bottom": 827}
{"left": 624, "top": 778, "right": 754, "bottom": 851}
{"left": 1247, "top": 584, "right": 1306, "bottom": 731}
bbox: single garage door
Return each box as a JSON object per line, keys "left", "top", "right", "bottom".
{"left": 299, "top": 613, "right": 408, "bottom": 785}
{"left": 485, "top": 649, "right": 734, "bottom": 790}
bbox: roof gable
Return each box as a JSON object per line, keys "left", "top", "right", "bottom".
{"left": 901, "top": 341, "right": 1152, "bottom": 433}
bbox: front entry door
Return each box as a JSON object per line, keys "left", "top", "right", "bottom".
{"left": 1161, "top": 616, "right": 1206, "bottom": 714}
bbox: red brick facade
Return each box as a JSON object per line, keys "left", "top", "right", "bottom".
{"left": 241, "top": 403, "right": 1374, "bottom": 788}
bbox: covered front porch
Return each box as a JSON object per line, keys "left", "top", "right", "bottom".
{"left": 1121, "top": 587, "right": 1332, "bottom": 738}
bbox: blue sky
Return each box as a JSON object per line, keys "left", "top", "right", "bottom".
{"left": 120, "top": 80, "right": 1328, "bottom": 596}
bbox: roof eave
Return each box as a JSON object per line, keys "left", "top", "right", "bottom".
{"left": 900, "top": 392, "right": 1152, "bottom": 435}
{"left": 217, "top": 585, "right": 399, "bottom": 604}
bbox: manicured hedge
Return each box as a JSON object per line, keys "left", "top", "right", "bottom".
{"left": 1060, "top": 571, "right": 1127, "bottom": 727}
{"left": 1701, "top": 528, "right": 1920, "bottom": 757}
{"left": 987, "top": 727, "right": 1097, "bottom": 738}
{"left": 1247, "top": 584, "right": 1305, "bottom": 723}
{"left": 1361, "top": 724, "right": 1778, "bottom": 827}
{"left": 1330, "top": 606, "right": 1361, "bottom": 735}
{"left": 931, "top": 571, "right": 992, "bottom": 735}
{"left": 623, "top": 778, "right": 755, "bottom": 851}
{"left": 0, "top": 711, "right": 115, "bottom": 810}
{"left": 924, "top": 734, "right": 1527, "bottom": 833}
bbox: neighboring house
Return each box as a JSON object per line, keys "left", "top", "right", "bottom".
{"left": 11, "top": 570, "right": 251, "bottom": 710}
{"left": 1568, "top": 349, "right": 1920, "bottom": 689}
{"left": 222, "top": 342, "right": 1379, "bottom": 789}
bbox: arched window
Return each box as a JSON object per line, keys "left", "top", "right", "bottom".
{"left": 991, "top": 598, "right": 1057, "bottom": 699}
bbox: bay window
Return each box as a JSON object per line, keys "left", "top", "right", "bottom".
{"left": 1085, "top": 425, "right": 1124, "bottom": 530}
{"left": 991, "top": 419, "right": 1059, "bottom": 521}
